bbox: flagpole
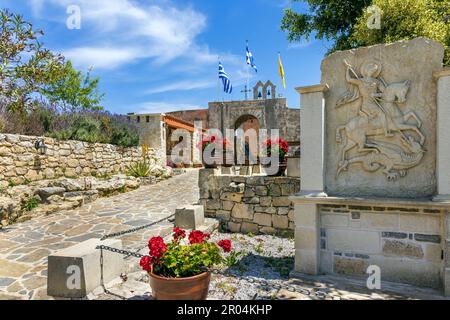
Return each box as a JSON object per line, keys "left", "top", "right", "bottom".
{"left": 217, "top": 56, "right": 220, "bottom": 102}
{"left": 246, "top": 40, "right": 250, "bottom": 101}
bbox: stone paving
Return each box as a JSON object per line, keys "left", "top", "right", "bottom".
{"left": 0, "top": 169, "right": 200, "bottom": 300}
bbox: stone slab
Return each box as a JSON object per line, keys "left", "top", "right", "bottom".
{"left": 47, "top": 238, "right": 124, "bottom": 298}
{"left": 175, "top": 205, "right": 205, "bottom": 230}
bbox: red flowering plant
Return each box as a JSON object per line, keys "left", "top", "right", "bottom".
{"left": 197, "top": 135, "right": 231, "bottom": 152}
{"left": 262, "top": 138, "right": 289, "bottom": 162}
{"left": 140, "top": 228, "right": 236, "bottom": 278}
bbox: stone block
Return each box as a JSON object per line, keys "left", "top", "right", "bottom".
{"left": 254, "top": 213, "right": 272, "bottom": 227}
{"left": 286, "top": 157, "right": 300, "bottom": 178}
{"left": 216, "top": 210, "right": 231, "bottom": 222}
{"left": 227, "top": 222, "right": 241, "bottom": 233}
{"left": 175, "top": 205, "right": 205, "bottom": 230}
{"left": 295, "top": 249, "right": 319, "bottom": 275}
{"left": 222, "top": 201, "right": 234, "bottom": 211}
{"left": 295, "top": 228, "right": 318, "bottom": 250}
{"left": 321, "top": 214, "right": 349, "bottom": 228}
{"left": 260, "top": 197, "right": 272, "bottom": 207}
{"left": 47, "top": 239, "right": 124, "bottom": 298}
{"left": 326, "top": 229, "right": 381, "bottom": 254}
{"left": 220, "top": 192, "right": 243, "bottom": 203}
{"left": 272, "top": 196, "right": 291, "bottom": 207}
{"left": 255, "top": 186, "right": 268, "bottom": 196}
{"left": 273, "top": 215, "right": 289, "bottom": 229}
{"left": 382, "top": 240, "right": 424, "bottom": 259}
{"left": 231, "top": 203, "right": 254, "bottom": 220}
{"left": 206, "top": 200, "right": 221, "bottom": 211}
{"left": 295, "top": 204, "right": 318, "bottom": 228}
{"left": 333, "top": 257, "right": 369, "bottom": 276}
{"left": 278, "top": 207, "right": 290, "bottom": 216}
{"left": 260, "top": 227, "right": 277, "bottom": 235}
{"left": 399, "top": 214, "right": 441, "bottom": 234}
{"left": 241, "top": 222, "right": 259, "bottom": 234}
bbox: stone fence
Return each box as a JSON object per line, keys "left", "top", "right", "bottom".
{"left": 198, "top": 169, "right": 300, "bottom": 235}
{"left": 0, "top": 133, "right": 164, "bottom": 188}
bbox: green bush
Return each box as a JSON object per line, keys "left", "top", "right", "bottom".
{"left": 126, "top": 160, "right": 151, "bottom": 178}
{"left": 22, "top": 198, "right": 39, "bottom": 211}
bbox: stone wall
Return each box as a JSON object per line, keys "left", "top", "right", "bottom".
{"left": 199, "top": 169, "right": 300, "bottom": 235}
{"left": 0, "top": 133, "right": 163, "bottom": 188}
{"left": 317, "top": 203, "right": 445, "bottom": 288}
{"left": 208, "top": 98, "right": 300, "bottom": 144}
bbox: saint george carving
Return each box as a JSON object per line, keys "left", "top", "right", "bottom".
{"left": 335, "top": 59, "right": 425, "bottom": 181}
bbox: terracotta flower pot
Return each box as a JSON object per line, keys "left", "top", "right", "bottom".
{"left": 149, "top": 271, "right": 211, "bottom": 300}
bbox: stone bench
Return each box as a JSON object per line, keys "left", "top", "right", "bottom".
{"left": 47, "top": 238, "right": 124, "bottom": 299}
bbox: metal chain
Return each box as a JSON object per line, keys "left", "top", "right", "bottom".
{"left": 95, "top": 247, "right": 336, "bottom": 300}
{"left": 100, "top": 213, "right": 175, "bottom": 241}
{"left": 96, "top": 245, "right": 145, "bottom": 259}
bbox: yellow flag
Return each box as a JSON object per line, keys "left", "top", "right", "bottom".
{"left": 278, "top": 53, "right": 286, "bottom": 89}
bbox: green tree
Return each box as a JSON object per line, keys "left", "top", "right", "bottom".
{"left": 281, "top": 0, "right": 450, "bottom": 65}
{"left": 41, "top": 61, "right": 105, "bottom": 112}
{"left": 281, "top": 0, "right": 371, "bottom": 53}
{"left": 351, "top": 0, "right": 450, "bottom": 65}
{"left": 0, "top": 9, "right": 66, "bottom": 114}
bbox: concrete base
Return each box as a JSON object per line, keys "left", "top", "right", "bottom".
{"left": 175, "top": 205, "right": 205, "bottom": 230}
{"left": 47, "top": 238, "right": 124, "bottom": 299}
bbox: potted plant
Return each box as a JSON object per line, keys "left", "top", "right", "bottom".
{"left": 261, "top": 138, "right": 289, "bottom": 176}
{"left": 139, "top": 228, "right": 234, "bottom": 300}
{"left": 198, "top": 135, "right": 232, "bottom": 168}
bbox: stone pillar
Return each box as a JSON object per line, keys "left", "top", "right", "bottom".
{"left": 295, "top": 84, "right": 328, "bottom": 197}
{"left": 293, "top": 202, "right": 320, "bottom": 275}
{"left": 445, "top": 212, "right": 450, "bottom": 296}
{"left": 433, "top": 69, "right": 450, "bottom": 202}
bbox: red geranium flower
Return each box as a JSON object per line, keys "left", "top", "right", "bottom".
{"left": 173, "top": 227, "right": 186, "bottom": 241}
{"left": 189, "top": 230, "right": 210, "bottom": 244}
{"left": 140, "top": 256, "right": 152, "bottom": 272}
{"left": 217, "top": 240, "right": 232, "bottom": 253}
{"left": 148, "top": 237, "right": 167, "bottom": 258}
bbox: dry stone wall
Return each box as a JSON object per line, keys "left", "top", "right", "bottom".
{"left": 0, "top": 133, "right": 163, "bottom": 188}
{"left": 199, "top": 169, "right": 300, "bottom": 235}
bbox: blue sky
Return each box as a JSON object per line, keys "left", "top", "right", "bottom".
{"left": 3, "top": 0, "right": 332, "bottom": 114}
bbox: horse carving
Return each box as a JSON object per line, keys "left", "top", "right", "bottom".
{"left": 335, "top": 60, "right": 425, "bottom": 181}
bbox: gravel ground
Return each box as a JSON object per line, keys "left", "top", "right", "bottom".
{"left": 92, "top": 231, "right": 296, "bottom": 300}
{"left": 207, "top": 232, "right": 295, "bottom": 300}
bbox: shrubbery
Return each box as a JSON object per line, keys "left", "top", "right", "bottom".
{"left": 0, "top": 104, "right": 139, "bottom": 147}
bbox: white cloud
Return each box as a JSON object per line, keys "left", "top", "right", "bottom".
{"left": 145, "top": 80, "right": 215, "bottom": 95}
{"left": 63, "top": 47, "right": 145, "bottom": 70}
{"left": 32, "top": 0, "right": 212, "bottom": 70}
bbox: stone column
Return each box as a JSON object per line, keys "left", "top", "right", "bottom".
{"left": 445, "top": 212, "right": 450, "bottom": 296}
{"left": 295, "top": 84, "right": 328, "bottom": 197}
{"left": 291, "top": 84, "right": 328, "bottom": 276}
{"left": 293, "top": 202, "right": 320, "bottom": 275}
{"left": 433, "top": 69, "right": 450, "bottom": 202}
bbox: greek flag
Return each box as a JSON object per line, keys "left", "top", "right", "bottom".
{"left": 246, "top": 43, "right": 257, "bottom": 73}
{"left": 219, "top": 62, "right": 232, "bottom": 94}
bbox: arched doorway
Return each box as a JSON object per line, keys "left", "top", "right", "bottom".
{"left": 234, "top": 115, "right": 260, "bottom": 165}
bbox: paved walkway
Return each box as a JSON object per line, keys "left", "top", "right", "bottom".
{"left": 0, "top": 169, "right": 200, "bottom": 300}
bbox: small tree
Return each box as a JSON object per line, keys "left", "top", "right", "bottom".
{"left": 0, "top": 9, "right": 66, "bottom": 114}
{"left": 41, "top": 61, "right": 105, "bottom": 112}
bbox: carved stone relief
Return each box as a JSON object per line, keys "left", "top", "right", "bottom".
{"left": 335, "top": 59, "right": 426, "bottom": 181}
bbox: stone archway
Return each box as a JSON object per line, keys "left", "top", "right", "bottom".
{"left": 234, "top": 115, "right": 260, "bottom": 165}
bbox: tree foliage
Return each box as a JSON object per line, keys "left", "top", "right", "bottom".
{"left": 281, "top": 0, "right": 371, "bottom": 52}
{"left": 41, "top": 61, "right": 104, "bottom": 112}
{"left": 0, "top": 9, "right": 105, "bottom": 114}
{"left": 0, "top": 9, "right": 66, "bottom": 114}
{"left": 281, "top": 0, "right": 450, "bottom": 65}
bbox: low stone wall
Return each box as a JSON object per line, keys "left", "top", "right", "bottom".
{"left": 199, "top": 169, "right": 300, "bottom": 235}
{"left": 0, "top": 133, "right": 164, "bottom": 188}
{"left": 317, "top": 203, "right": 445, "bottom": 288}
